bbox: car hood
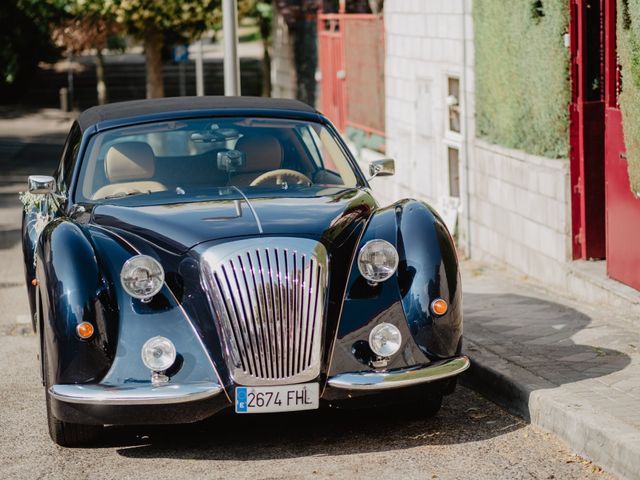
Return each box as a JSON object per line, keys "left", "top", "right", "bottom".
{"left": 90, "top": 187, "right": 377, "bottom": 254}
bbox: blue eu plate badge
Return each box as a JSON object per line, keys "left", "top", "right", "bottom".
{"left": 236, "top": 387, "right": 248, "bottom": 413}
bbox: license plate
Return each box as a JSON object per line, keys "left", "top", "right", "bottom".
{"left": 235, "top": 383, "right": 319, "bottom": 414}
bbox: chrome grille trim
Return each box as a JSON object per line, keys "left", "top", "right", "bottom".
{"left": 201, "top": 238, "right": 328, "bottom": 386}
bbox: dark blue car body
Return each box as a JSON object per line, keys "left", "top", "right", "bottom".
{"left": 21, "top": 97, "right": 468, "bottom": 445}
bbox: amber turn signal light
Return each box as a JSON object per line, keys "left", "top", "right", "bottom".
{"left": 431, "top": 298, "right": 448, "bottom": 316}
{"left": 76, "top": 322, "right": 94, "bottom": 339}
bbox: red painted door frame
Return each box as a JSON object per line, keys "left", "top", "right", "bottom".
{"left": 603, "top": 0, "right": 640, "bottom": 290}
{"left": 569, "top": 0, "right": 606, "bottom": 260}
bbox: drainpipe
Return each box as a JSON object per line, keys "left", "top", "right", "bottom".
{"left": 461, "top": 0, "right": 472, "bottom": 257}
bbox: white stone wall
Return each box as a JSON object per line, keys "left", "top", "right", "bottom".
{"left": 382, "top": 0, "right": 473, "bottom": 250}
{"left": 382, "top": 0, "right": 572, "bottom": 287}
{"left": 470, "top": 140, "right": 571, "bottom": 286}
{"left": 271, "top": 10, "right": 296, "bottom": 100}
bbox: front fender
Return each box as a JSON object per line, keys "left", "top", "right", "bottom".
{"left": 326, "top": 199, "right": 463, "bottom": 382}
{"left": 39, "top": 219, "right": 222, "bottom": 394}
{"left": 36, "top": 219, "right": 118, "bottom": 385}
{"left": 396, "top": 200, "right": 463, "bottom": 359}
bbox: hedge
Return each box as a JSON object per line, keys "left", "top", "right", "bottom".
{"left": 474, "top": 0, "right": 570, "bottom": 158}
{"left": 618, "top": 0, "right": 640, "bottom": 196}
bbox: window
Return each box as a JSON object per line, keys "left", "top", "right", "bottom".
{"left": 448, "top": 146, "right": 460, "bottom": 198}
{"left": 298, "top": 126, "right": 323, "bottom": 168}
{"left": 59, "top": 122, "right": 82, "bottom": 194}
{"left": 446, "top": 76, "right": 461, "bottom": 134}
{"left": 74, "top": 117, "right": 361, "bottom": 203}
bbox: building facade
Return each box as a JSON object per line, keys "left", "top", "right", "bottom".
{"left": 272, "top": 0, "right": 640, "bottom": 309}
{"left": 379, "top": 0, "right": 573, "bottom": 293}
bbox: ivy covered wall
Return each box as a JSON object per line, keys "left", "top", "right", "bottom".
{"left": 474, "top": 0, "right": 570, "bottom": 158}
{"left": 618, "top": 0, "right": 640, "bottom": 195}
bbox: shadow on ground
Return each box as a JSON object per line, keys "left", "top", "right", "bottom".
{"left": 0, "top": 131, "right": 67, "bottom": 251}
{"left": 0, "top": 106, "right": 62, "bottom": 120}
{"left": 0, "top": 137, "right": 64, "bottom": 179}
{"left": 461, "top": 292, "right": 631, "bottom": 419}
{"left": 110, "top": 387, "right": 522, "bottom": 460}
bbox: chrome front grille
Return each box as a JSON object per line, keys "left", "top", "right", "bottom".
{"left": 200, "top": 238, "right": 328, "bottom": 386}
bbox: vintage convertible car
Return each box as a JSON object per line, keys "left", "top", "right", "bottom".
{"left": 21, "top": 96, "right": 469, "bottom": 446}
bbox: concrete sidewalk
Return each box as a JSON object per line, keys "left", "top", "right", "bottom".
{"left": 461, "top": 260, "right": 640, "bottom": 480}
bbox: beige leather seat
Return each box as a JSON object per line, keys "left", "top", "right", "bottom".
{"left": 231, "top": 134, "right": 283, "bottom": 186}
{"left": 92, "top": 142, "right": 167, "bottom": 199}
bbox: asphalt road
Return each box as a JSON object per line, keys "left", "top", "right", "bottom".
{"left": 0, "top": 110, "right": 613, "bottom": 480}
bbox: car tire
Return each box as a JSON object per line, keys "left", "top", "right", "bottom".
{"left": 42, "top": 334, "right": 102, "bottom": 447}
{"left": 45, "top": 392, "right": 102, "bottom": 447}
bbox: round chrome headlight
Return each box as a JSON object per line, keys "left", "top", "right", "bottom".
{"left": 141, "top": 336, "right": 176, "bottom": 372}
{"left": 369, "top": 322, "right": 402, "bottom": 357}
{"left": 357, "top": 239, "right": 399, "bottom": 283}
{"left": 120, "top": 255, "right": 164, "bottom": 300}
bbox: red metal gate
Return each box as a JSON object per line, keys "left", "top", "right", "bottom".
{"left": 603, "top": 0, "right": 640, "bottom": 290}
{"left": 318, "top": 14, "right": 347, "bottom": 131}
{"left": 317, "top": 9, "right": 385, "bottom": 136}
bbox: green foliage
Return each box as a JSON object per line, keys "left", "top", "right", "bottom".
{"left": 52, "top": 0, "right": 222, "bottom": 39}
{"left": 239, "top": 0, "right": 273, "bottom": 39}
{"left": 617, "top": 0, "right": 640, "bottom": 195}
{"left": 0, "top": 0, "right": 62, "bottom": 98}
{"left": 474, "top": 0, "right": 570, "bottom": 158}
{"left": 100, "top": 0, "right": 221, "bottom": 38}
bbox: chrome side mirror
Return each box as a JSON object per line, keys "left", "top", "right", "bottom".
{"left": 28, "top": 175, "right": 55, "bottom": 194}
{"left": 368, "top": 158, "right": 395, "bottom": 179}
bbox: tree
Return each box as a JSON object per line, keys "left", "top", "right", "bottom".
{"left": 50, "top": 6, "right": 122, "bottom": 105}
{"left": 275, "top": 0, "right": 320, "bottom": 106}
{"left": 102, "top": 0, "right": 221, "bottom": 98}
{"left": 0, "top": 0, "right": 61, "bottom": 101}
{"left": 240, "top": 1, "right": 273, "bottom": 97}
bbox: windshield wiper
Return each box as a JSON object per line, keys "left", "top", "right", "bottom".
{"left": 103, "top": 191, "right": 150, "bottom": 200}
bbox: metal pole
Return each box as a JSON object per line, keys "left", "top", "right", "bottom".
{"left": 195, "top": 39, "right": 205, "bottom": 96}
{"left": 67, "top": 54, "right": 75, "bottom": 110}
{"left": 222, "top": 0, "right": 241, "bottom": 96}
{"left": 461, "top": 0, "right": 472, "bottom": 257}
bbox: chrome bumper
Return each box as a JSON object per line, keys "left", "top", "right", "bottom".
{"left": 49, "top": 382, "right": 223, "bottom": 406}
{"left": 327, "top": 356, "right": 470, "bottom": 391}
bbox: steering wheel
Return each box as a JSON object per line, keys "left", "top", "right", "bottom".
{"left": 250, "top": 169, "right": 312, "bottom": 187}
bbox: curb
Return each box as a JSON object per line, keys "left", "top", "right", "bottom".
{"left": 461, "top": 339, "right": 640, "bottom": 480}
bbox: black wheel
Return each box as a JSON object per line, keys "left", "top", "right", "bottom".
{"left": 45, "top": 391, "right": 102, "bottom": 447}
{"left": 42, "top": 329, "right": 102, "bottom": 447}
{"left": 421, "top": 393, "right": 443, "bottom": 418}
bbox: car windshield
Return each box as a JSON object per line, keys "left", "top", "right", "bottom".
{"left": 75, "top": 117, "right": 361, "bottom": 204}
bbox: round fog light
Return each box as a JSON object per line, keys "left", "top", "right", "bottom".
{"left": 141, "top": 336, "right": 176, "bottom": 372}
{"left": 369, "top": 322, "right": 402, "bottom": 357}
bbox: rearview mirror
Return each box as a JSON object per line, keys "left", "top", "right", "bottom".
{"left": 369, "top": 158, "right": 395, "bottom": 179}
{"left": 28, "top": 175, "right": 55, "bottom": 194}
{"left": 217, "top": 150, "right": 246, "bottom": 173}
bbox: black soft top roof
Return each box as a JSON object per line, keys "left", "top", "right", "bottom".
{"left": 77, "top": 96, "right": 317, "bottom": 130}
